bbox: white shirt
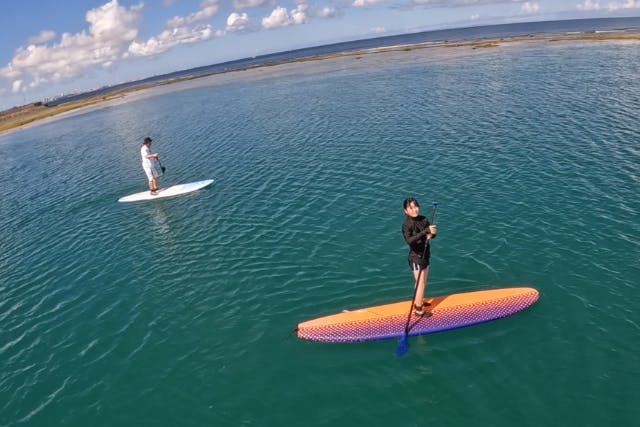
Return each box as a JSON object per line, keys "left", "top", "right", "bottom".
{"left": 141, "top": 144, "right": 154, "bottom": 168}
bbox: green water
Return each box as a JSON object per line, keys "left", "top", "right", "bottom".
{"left": 1, "top": 41, "right": 639, "bottom": 426}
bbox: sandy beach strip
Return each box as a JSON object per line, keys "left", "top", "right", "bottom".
{"left": 2, "top": 31, "right": 639, "bottom": 135}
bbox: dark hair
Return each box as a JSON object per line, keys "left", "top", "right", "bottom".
{"left": 144, "top": 137, "right": 152, "bottom": 144}
{"left": 403, "top": 198, "right": 419, "bottom": 209}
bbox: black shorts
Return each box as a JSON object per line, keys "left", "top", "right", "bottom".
{"left": 408, "top": 256, "right": 429, "bottom": 272}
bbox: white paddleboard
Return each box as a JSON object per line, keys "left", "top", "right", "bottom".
{"left": 118, "top": 179, "right": 214, "bottom": 202}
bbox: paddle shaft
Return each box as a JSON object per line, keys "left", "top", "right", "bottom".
{"left": 157, "top": 157, "right": 166, "bottom": 175}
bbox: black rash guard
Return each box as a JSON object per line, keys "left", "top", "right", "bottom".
{"left": 402, "top": 215, "right": 434, "bottom": 264}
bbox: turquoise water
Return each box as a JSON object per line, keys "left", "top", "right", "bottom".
{"left": 1, "top": 41, "right": 639, "bottom": 426}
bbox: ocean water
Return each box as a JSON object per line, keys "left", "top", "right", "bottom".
{"left": 1, "top": 40, "right": 639, "bottom": 426}
{"left": 48, "top": 17, "right": 640, "bottom": 106}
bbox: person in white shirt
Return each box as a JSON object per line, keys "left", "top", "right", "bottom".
{"left": 141, "top": 137, "right": 161, "bottom": 195}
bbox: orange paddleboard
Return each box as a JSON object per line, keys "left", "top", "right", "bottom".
{"left": 296, "top": 287, "right": 539, "bottom": 342}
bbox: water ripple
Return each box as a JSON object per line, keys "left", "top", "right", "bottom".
{"left": 1, "top": 40, "right": 639, "bottom": 426}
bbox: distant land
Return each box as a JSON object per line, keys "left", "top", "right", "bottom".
{"left": 2, "top": 17, "right": 639, "bottom": 135}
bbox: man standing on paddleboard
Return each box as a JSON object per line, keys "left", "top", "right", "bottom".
{"left": 402, "top": 198, "right": 437, "bottom": 317}
{"left": 141, "top": 137, "right": 161, "bottom": 195}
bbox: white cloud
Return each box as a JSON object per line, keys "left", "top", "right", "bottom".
{"left": 262, "top": 7, "right": 290, "bottom": 29}
{"left": 167, "top": 0, "right": 219, "bottom": 28}
{"left": 27, "top": 30, "right": 56, "bottom": 45}
{"left": 262, "top": 5, "right": 309, "bottom": 29}
{"left": 353, "top": 0, "right": 385, "bottom": 6}
{"left": 129, "top": 0, "right": 224, "bottom": 57}
{"left": 606, "top": 0, "right": 640, "bottom": 10}
{"left": 577, "top": 0, "right": 601, "bottom": 9}
{"left": 521, "top": 2, "right": 539, "bottom": 13}
{"left": 470, "top": 13, "right": 480, "bottom": 20}
{"left": 291, "top": 4, "right": 308, "bottom": 24}
{"left": 11, "top": 80, "right": 23, "bottom": 94}
{"left": 411, "top": 0, "right": 530, "bottom": 7}
{"left": 577, "top": 0, "right": 639, "bottom": 11}
{"left": 0, "top": 0, "right": 141, "bottom": 89}
{"left": 371, "top": 26, "right": 386, "bottom": 33}
{"left": 87, "top": 1, "right": 140, "bottom": 41}
{"left": 128, "top": 25, "right": 220, "bottom": 56}
{"left": 233, "top": 0, "right": 268, "bottom": 8}
{"left": 227, "top": 12, "right": 250, "bottom": 32}
{"left": 316, "top": 6, "right": 337, "bottom": 18}
{"left": 260, "top": 2, "right": 336, "bottom": 29}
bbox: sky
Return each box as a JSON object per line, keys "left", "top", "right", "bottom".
{"left": 1, "top": 0, "right": 639, "bottom": 110}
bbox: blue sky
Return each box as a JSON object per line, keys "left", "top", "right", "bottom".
{"left": 1, "top": 0, "right": 639, "bottom": 110}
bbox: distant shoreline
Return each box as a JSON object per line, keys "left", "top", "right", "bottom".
{"left": 2, "top": 31, "right": 639, "bottom": 135}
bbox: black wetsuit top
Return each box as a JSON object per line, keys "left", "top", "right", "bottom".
{"left": 402, "top": 215, "right": 433, "bottom": 265}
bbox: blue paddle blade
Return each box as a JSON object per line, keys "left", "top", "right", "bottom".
{"left": 395, "top": 335, "right": 410, "bottom": 356}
